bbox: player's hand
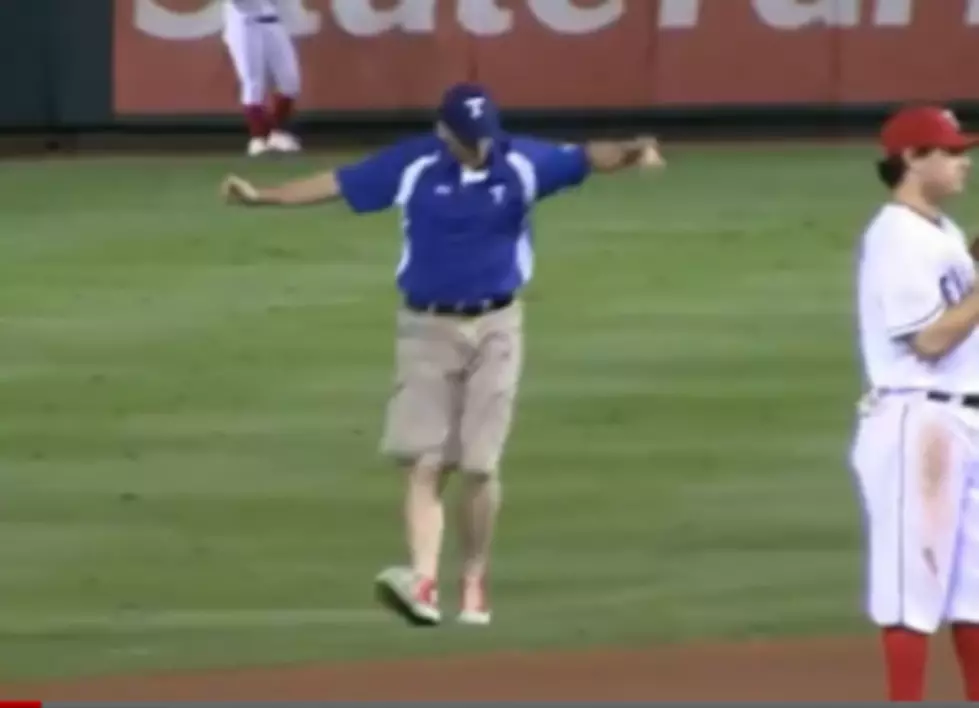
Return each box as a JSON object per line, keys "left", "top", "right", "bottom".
{"left": 221, "top": 174, "right": 261, "bottom": 205}
{"left": 635, "top": 136, "right": 665, "bottom": 168}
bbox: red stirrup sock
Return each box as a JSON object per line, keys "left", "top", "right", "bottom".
{"left": 244, "top": 104, "right": 270, "bottom": 139}
{"left": 952, "top": 623, "right": 979, "bottom": 700}
{"left": 270, "top": 93, "right": 295, "bottom": 130}
{"left": 882, "top": 626, "right": 929, "bottom": 701}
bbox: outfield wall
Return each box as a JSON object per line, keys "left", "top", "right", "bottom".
{"left": 6, "top": 1, "right": 979, "bottom": 144}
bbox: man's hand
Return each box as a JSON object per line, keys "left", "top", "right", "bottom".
{"left": 636, "top": 136, "right": 665, "bottom": 168}
{"left": 220, "top": 170, "right": 340, "bottom": 207}
{"left": 585, "top": 136, "right": 666, "bottom": 173}
{"left": 222, "top": 174, "right": 261, "bottom": 205}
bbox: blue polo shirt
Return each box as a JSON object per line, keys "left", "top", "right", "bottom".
{"left": 335, "top": 133, "right": 590, "bottom": 305}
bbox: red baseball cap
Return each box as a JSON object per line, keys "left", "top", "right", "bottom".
{"left": 880, "top": 105, "right": 979, "bottom": 155}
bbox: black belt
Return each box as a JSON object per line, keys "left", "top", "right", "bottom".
{"left": 404, "top": 295, "right": 514, "bottom": 318}
{"left": 927, "top": 391, "right": 979, "bottom": 408}
{"left": 254, "top": 15, "right": 279, "bottom": 23}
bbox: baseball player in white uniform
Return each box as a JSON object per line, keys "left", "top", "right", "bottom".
{"left": 851, "top": 104, "right": 979, "bottom": 701}
{"left": 222, "top": 0, "right": 302, "bottom": 156}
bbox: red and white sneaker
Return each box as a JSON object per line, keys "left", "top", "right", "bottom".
{"left": 457, "top": 579, "right": 491, "bottom": 626}
{"left": 374, "top": 566, "right": 441, "bottom": 626}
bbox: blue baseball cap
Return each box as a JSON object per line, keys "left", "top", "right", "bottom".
{"left": 437, "top": 82, "right": 501, "bottom": 148}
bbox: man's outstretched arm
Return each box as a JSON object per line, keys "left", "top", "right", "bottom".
{"left": 222, "top": 171, "right": 340, "bottom": 207}
{"left": 220, "top": 135, "right": 437, "bottom": 213}
{"left": 512, "top": 134, "right": 664, "bottom": 202}
{"left": 584, "top": 137, "right": 663, "bottom": 173}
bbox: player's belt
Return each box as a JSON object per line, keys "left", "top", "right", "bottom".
{"left": 926, "top": 390, "right": 979, "bottom": 408}
{"left": 404, "top": 294, "right": 514, "bottom": 318}
{"left": 253, "top": 15, "right": 279, "bottom": 23}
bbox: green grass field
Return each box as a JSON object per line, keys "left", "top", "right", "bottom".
{"left": 2, "top": 143, "right": 970, "bottom": 683}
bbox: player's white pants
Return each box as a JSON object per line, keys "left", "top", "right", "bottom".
{"left": 849, "top": 389, "right": 979, "bottom": 634}
{"left": 222, "top": 16, "right": 301, "bottom": 106}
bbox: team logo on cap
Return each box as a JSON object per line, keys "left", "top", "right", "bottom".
{"left": 464, "top": 97, "right": 487, "bottom": 119}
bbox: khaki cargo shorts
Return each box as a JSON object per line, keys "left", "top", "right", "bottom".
{"left": 380, "top": 300, "right": 524, "bottom": 476}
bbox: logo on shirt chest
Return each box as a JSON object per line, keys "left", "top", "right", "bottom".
{"left": 431, "top": 182, "right": 507, "bottom": 206}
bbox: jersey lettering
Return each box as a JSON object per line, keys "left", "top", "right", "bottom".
{"left": 940, "top": 270, "right": 968, "bottom": 306}
{"left": 856, "top": 204, "right": 979, "bottom": 391}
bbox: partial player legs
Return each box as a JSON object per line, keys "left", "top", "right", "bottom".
{"left": 404, "top": 456, "right": 448, "bottom": 583}
{"left": 943, "top": 482, "right": 979, "bottom": 698}
{"left": 223, "top": 19, "right": 301, "bottom": 156}
{"left": 878, "top": 623, "right": 979, "bottom": 700}
{"left": 851, "top": 397, "right": 976, "bottom": 699}
{"left": 265, "top": 24, "right": 302, "bottom": 153}
{"left": 457, "top": 473, "right": 500, "bottom": 625}
{"left": 952, "top": 623, "right": 979, "bottom": 700}
{"left": 851, "top": 398, "right": 970, "bottom": 623}
{"left": 373, "top": 456, "right": 448, "bottom": 627}
{"left": 269, "top": 94, "right": 296, "bottom": 138}
{"left": 243, "top": 105, "right": 271, "bottom": 155}
{"left": 375, "top": 311, "right": 464, "bottom": 626}
{"left": 376, "top": 305, "right": 521, "bottom": 628}
{"left": 223, "top": 18, "right": 273, "bottom": 156}
{"left": 374, "top": 566, "right": 440, "bottom": 627}
{"left": 452, "top": 303, "right": 523, "bottom": 625}
{"left": 265, "top": 95, "right": 300, "bottom": 153}
{"left": 881, "top": 625, "right": 929, "bottom": 700}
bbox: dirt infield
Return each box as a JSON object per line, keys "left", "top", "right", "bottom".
{"left": 1, "top": 633, "right": 969, "bottom": 701}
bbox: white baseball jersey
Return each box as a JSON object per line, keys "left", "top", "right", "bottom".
{"left": 857, "top": 202, "right": 979, "bottom": 393}
{"left": 225, "top": 0, "right": 280, "bottom": 20}
{"left": 851, "top": 201, "right": 979, "bottom": 635}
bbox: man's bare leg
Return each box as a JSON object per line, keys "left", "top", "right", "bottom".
{"left": 405, "top": 455, "right": 451, "bottom": 580}
{"left": 375, "top": 454, "right": 449, "bottom": 625}
{"left": 457, "top": 472, "right": 501, "bottom": 625}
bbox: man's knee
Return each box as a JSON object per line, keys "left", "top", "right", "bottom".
{"left": 460, "top": 466, "right": 500, "bottom": 486}
{"left": 460, "top": 470, "right": 502, "bottom": 501}
{"left": 401, "top": 453, "right": 453, "bottom": 492}
{"left": 459, "top": 394, "right": 516, "bottom": 478}
{"left": 459, "top": 447, "right": 505, "bottom": 479}
{"left": 240, "top": 79, "right": 266, "bottom": 105}
{"left": 274, "top": 72, "right": 301, "bottom": 97}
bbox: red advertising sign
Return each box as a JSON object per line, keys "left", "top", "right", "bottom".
{"left": 114, "top": 0, "right": 979, "bottom": 114}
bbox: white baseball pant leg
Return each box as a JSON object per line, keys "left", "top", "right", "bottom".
{"left": 264, "top": 22, "right": 301, "bottom": 99}
{"left": 850, "top": 392, "right": 978, "bottom": 634}
{"left": 222, "top": 14, "right": 268, "bottom": 106}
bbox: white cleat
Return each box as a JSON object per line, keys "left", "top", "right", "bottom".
{"left": 267, "top": 130, "right": 302, "bottom": 153}
{"left": 374, "top": 566, "right": 441, "bottom": 626}
{"left": 247, "top": 137, "right": 269, "bottom": 157}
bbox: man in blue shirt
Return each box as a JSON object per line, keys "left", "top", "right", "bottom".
{"left": 222, "top": 82, "right": 664, "bottom": 628}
